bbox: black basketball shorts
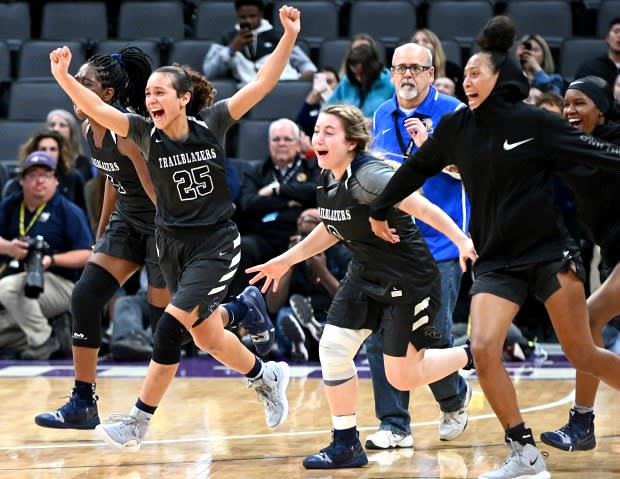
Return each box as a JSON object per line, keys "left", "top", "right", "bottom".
{"left": 94, "top": 211, "right": 166, "bottom": 288}
{"left": 327, "top": 274, "right": 445, "bottom": 357}
{"left": 155, "top": 221, "right": 241, "bottom": 322}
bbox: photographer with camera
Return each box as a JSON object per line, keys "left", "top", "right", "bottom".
{"left": 0, "top": 152, "right": 92, "bottom": 359}
{"left": 202, "top": 0, "right": 316, "bottom": 86}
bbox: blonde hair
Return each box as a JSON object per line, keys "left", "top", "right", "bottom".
{"left": 321, "top": 104, "right": 370, "bottom": 153}
{"left": 412, "top": 29, "right": 447, "bottom": 78}
{"left": 517, "top": 34, "right": 556, "bottom": 74}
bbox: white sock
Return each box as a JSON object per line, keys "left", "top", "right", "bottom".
{"left": 332, "top": 414, "right": 356, "bottom": 430}
{"left": 573, "top": 404, "right": 594, "bottom": 415}
{"left": 131, "top": 406, "right": 153, "bottom": 420}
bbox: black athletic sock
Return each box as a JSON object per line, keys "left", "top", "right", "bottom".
{"left": 334, "top": 426, "right": 358, "bottom": 444}
{"left": 74, "top": 380, "right": 96, "bottom": 403}
{"left": 245, "top": 356, "right": 263, "bottom": 379}
{"left": 135, "top": 398, "right": 157, "bottom": 415}
{"left": 222, "top": 299, "right": 249, "bottom": 328}
{"left": 506, "top": 422, "right": 536, "bottom": 447}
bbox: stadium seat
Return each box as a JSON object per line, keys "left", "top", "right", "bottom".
{"left": 17, "top": 41, "right": 86, "bottom": 80}
{"left": 245, "top": 80, "right": 311, "bottom": 120}
{"left": 41, "top": 2, "right": 108, "bottom": 42}
{"left": 427, "top": 1, "right": 494, "bottom": 48}
{"left": 118, "top": 1, "right": 185, "bottom": 42}
{"left": 168, "top": 40, "right": 213, "bottom": 72}
{"left": 235, "top": 120, "right": 271, "bottom": 161}
{"left": 8, "top": 81, "right": 74, "bottom": 121}
{"left": 348, "top": 1, "right": 416, "bottom": 48}
{"left": 194, "top": 2, "right": 237, "bottom": 40}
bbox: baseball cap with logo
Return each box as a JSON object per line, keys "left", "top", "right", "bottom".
{"left": 21, "top": 151, "right": 57, "bottom": 176}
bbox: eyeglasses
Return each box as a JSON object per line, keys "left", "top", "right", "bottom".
{"left": 271, "top": 136, "right": 297, "bottom": 143}
{"left": 23, "top": 171, "right": 56, "bottom": 181}
{"left": 390, "top": 64, "right": 433, "bottom": 75}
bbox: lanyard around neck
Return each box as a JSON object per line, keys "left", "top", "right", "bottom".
{"left": 19, "top": 201, "right": 47, "bottom": 237}
{"left": 393, "top": 111, "right": 414, "bottom": 156}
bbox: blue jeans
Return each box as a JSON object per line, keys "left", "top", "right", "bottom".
{"left": 366, "top": 259, "right": 467, "bottom": 434}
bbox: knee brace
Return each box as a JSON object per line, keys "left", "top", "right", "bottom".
{"left": 149, "top": 305, "right": 193, "bottom": 346}
{"left": 152, "top": 312, "right": 187, "bottom": 364}
{"left": 319, "top": 324, "right": 370, "bottom": 386}
{"left": 71, "top": 262, "right": 120, "bottom": 348}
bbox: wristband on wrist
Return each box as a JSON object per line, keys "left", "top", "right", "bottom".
{"left": 49, "top": 255, "right": 56, "bottom": 268}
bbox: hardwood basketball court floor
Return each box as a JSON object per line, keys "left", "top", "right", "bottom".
{"left": 0, "top": 344, "right": 618, "bottom": 478}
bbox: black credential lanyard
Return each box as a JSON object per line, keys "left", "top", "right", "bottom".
{"left": 393, "top": 111, "right": 430, "bottom": 157}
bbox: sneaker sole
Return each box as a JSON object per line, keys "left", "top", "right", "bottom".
{"left": 303, "top": 451, "right": 369, "bottom": 469}
{"left": 539, "top": 433, "right": 596, "bottom": 452}
{"left": 95, "top": 424, "right": 142, "bottom": 451}
{"left": 269, "top": 361, "right": 290, "bottom": 429}
{"left": 35, "top": 416, "right": 100, "bottom": 430}
{"left": 280, "top": 315, "right": 305, "bottom": 343}
{"left": 365, "top": 439, "right": 414, "bottom": 449}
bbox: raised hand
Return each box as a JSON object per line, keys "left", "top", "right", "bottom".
{"left": 246, "top": 257, "right": 292, "bottom": 293}
{"left": 278, "top": 5, "right": 301, "bottom": 36}
{"left": 49, "top": 46, "right": 73, "bottom": 80}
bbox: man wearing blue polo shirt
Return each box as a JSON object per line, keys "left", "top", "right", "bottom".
{"left": 365, "top": 43, "right": 471, "bottom": 449}
{"left": 0, "top": 151, "right": 92, "bottom": 360}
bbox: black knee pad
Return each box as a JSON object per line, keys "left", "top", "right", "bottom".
{"left": 148, "top": 304, "right": 165, "bottom": 333}
{"left": 71, "top": 262, "right": 121, "bottom": 348}
{"left": 149, "top": 306, "right": 193, "bottom": 346}
{"left": 152, "top": 312, "right": 187, "bottom": 365}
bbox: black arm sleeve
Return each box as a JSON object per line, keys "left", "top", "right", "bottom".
{"left": 546, "top": 113, "right": 620, "bottom": 172}
{"left": 369, "top": 127, "right": 448, "bottom": 220}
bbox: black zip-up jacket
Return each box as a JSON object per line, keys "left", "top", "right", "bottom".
{"left": 559, "top": 121, "right": 620, "bottom": 258}
{"left": 370, "top": 58, "right": 620, "bottom": 276}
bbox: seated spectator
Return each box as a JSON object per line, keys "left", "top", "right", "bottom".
{"left": 46, "top": 109, "right": 95, "bottom": 182}
{"left": 0, "top": 152, "right": 92, "bottom": 359}
{"left": 434, "top": 76, "right": 456, "bottom": 97}
{"left": 412, "top": 28, "right": 465, "bottom": 101}
{"left": 108, "top": 269, "right": 153, "bottom": 361}
{"left": 202, "top": 0, "right": 316, "bottom": 86}
{"left": 266, "top": 208, "right": 351, "bottom": 362}
{"left": 337, "top": 33, "right": 383, "bottom": 79}
{"left": 232, "top": 118, "right": 321, "bottom": 296}
{"left": 535, "top": 91, "right": 564, "bottom": 115}
{"left": 575, "top": 17, "right": 620, "bottom": 89}
{"left": 7, "top": 129, "right": 88, "bottom": 214}
{"left": 325, "top": 44, "right": 394, "bottom": 122}
{"left": 295, "top": 68, "right": 339, "bottom": 137}
{"left": 515, "top": 34, "right": 566, "bottom": 94}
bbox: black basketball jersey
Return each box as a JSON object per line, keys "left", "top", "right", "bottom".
{"left": 127, "top": 100, "right": 235, "bottom": 236}
{"left": 86, "top": 125, "right": 155, "bottom": 232}
{"left": 317, "top": 154, "right": 438, "bottom": 298}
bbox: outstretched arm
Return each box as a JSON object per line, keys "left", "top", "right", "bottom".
{"left": 246, "top": 222, "right": 338, "bottom": 292}
{"left": 227, "top": 6, "right": 300, "bottom": 120}
{"left": 50, "top": 46, "right": 130, "bottom": 136}
{"left": 399, "top": 192, "right": 477, "bottom": 271}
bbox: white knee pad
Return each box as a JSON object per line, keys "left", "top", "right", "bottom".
{"left": 319, "top": 324, "right": 371, "bottom": 386}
